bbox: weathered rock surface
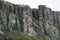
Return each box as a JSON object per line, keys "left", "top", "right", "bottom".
{"left": 0, "top": 0, "right": 60, "bottom": 40}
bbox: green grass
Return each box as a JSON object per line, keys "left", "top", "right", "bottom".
{"left": 30, "top": 36, "right": 51, "bottom": 40}
{"left": 0, "top": 33, "right": 4, "bottom": 40}
{"left": 30, "top": 36, "right": 39, "bottom": 40}
{"left": 3, "top": 31, "right": 31, "bottom": 40}
{"left": 3, "top": 30, "right": 45, "bottom": 40}
{"left": 12, "top": 32, "right": 31, "bottom": 40}
{"left": 43, "top": 36, "right": 50, "bottom": 40}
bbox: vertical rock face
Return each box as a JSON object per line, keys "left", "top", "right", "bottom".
{"left": 22, "top": 6, "right": 33, "bottom": 36}
{"left": 32, "top": 9, "right": 39, "bottom": 20}
{"left": 38, "top": 5, "right": 47, "bottom": 36}
{"left": 38, "top": 5, "right": 59, "bottom": 39}
{"left": 0, "top": 1, "right": 60, "bottom": 40}
{"left": 17, "top": 5, "right": 36, "bottom": 36}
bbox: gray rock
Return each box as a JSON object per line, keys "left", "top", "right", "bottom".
{"left": 0, "top": 1, "right": 60, "bottom": 40}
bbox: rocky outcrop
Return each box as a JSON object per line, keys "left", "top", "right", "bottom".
{"left": 0, "top": 0, "right": 60, "bottom": 40}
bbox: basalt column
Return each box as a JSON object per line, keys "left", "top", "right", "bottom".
{"left": 17, "top": 6, "right": 24, "bottom": 32}
{"left": 38, "top": 5, "right": 47, "bottom": 36}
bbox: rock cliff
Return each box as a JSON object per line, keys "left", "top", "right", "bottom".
{"left": 0, "top": 0, "right": 60, "bottom": 40}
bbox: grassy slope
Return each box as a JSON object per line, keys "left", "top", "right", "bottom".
{"left": 4, "top": 31, "right": 31, "bottom": 40}
{"left": 3, "top": 30, "right": 40, "bottom": 40}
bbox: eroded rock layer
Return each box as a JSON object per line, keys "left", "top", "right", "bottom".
{"left": 0, "top": 0, "right": 60, "bottom": 40}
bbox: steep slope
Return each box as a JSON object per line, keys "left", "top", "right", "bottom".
{"left": 3, "top": 31, "right": 31, "bottom": 40}
{"left": 0, "top": 0, "right": 60, "bottom": 40}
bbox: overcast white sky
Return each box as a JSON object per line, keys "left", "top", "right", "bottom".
{"left": 5, "top": 0, "right": 60, "bottom": 11}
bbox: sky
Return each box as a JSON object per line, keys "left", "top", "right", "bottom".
{"left": 5, "top": 0, "right": 60, "bottom": 11}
